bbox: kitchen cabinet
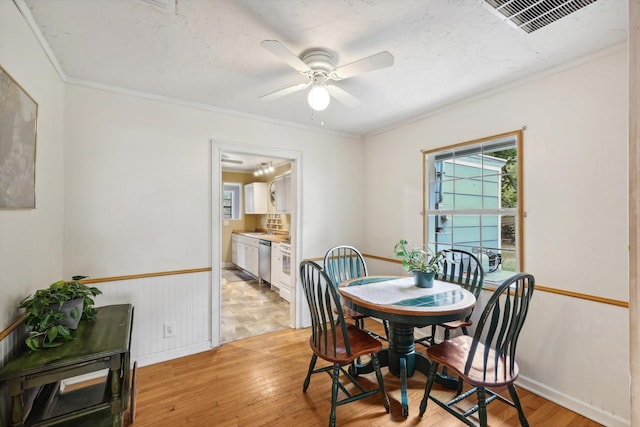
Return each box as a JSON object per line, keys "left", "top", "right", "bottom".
{"left": 244, "top": 182, "right": 268, "bottom": 214}
{"left": 246, "top": 243, "right": 259, "bottom": 277}
{"left": 231, "top": 234, "right": 239, "bottom": 266}
{"left": 232, "top": 233, "right": 259, "bottom": 277}
{"left": 274, "top": 173, "right": 291, "bottom": 213}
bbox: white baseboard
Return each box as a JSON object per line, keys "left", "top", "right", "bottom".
{"left": 374, "top": 319, "right": 628, "bottom": 426}
{"left": 516, "top": 375, "right": 629, "bottom": 427}
{"left": 61, "top": 342, "right": 213, "bottom": 391}
{"left": 135, "top": 342, "right": 213, "bottom": 367}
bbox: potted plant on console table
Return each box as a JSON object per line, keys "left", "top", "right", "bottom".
{"left": 394, "top": 239, "right": 443, "bottom": 288}
{"left": 18, "top": 276, "right": 102, "bottom": 351}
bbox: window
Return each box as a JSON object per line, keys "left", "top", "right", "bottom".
{"left": 223, "top": 183, "right": 242, "bottom": 220}
{"left": 423, "top": 130, "right": 523, "bottom": 283}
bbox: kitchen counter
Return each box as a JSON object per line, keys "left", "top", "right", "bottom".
{"left": 233, "top": 231, "right": 290, "bottom": 243}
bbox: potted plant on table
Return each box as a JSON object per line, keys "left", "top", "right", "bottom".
{"left": 18, "top": 276, "right": 102, "bottom": 351}
{"left": 394, "top": 239, "right": 443, "bottom": 288}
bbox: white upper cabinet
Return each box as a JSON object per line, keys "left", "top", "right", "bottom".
{"left": 274, "top": 173, "right": 291, "bottom": 213}
{"left": 244, "top": 182, "right": 268, "bottom": 214}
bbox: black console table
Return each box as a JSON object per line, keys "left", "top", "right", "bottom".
{"left": 0, "top": 304, "right": 134, "bottom": 427}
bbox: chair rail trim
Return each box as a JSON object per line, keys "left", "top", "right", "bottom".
{"left": 362, "top": 254, "right": 628, "bottom": 308}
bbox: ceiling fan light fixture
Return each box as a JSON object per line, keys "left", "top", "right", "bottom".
{"left": 307, "top": 85, "right": 330, "bottom": 111}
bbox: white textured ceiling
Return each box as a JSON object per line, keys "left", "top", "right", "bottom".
{"left": 20, "top": 0, "right": 627, "bottom": 139}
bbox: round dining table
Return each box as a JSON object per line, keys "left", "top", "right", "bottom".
{"left": 338, "top": 275, "right": 476, "bottom": 417}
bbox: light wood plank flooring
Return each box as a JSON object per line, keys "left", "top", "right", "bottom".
{"left": 221, "top": 269, "right": 290, "bottom": 343}
{"left": 127, "top": 321, "right": 602, "bottom": 426}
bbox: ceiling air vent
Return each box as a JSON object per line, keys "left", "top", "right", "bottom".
{"left": 484, "top": 0, "right": 598, "bottom": 33}
{"left": 135, "top": 0, "right": 177, "bottom": 14}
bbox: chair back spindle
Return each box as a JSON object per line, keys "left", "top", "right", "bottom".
{"left": 323, "top": 245, "right": 368, "bottom": 287}
{"left": 438, "top": 249, "right": 484, "bottom": 300}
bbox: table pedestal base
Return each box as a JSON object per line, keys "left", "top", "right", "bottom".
{"left": 352, "top": 322, "right": 459, "bottom": 417}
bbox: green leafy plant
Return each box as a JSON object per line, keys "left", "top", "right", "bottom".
{"left": 18, "top": 276, "right": 102, "bottom": 351}
{"left": 394, "top": 239, "right": 443, "bottom": 274}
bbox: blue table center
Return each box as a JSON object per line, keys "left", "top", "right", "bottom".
{"left": 346, "top": 276, "right": 395, "bottom": 286}
{"left": 392, "top": 289, "right": 465, "bottom": 307}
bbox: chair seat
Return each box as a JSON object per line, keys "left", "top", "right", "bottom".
{"left": 439, "top": 319, "right": 472, "bottom": 330}
{"left": 310, "top": 323, "right": 383, "bottom": 364}
{"left": 426, "top": 335, "right": 519, "bottom": 388}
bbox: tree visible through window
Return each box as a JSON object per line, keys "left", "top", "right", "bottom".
{"left": 423, "top": 131, "right": 523, "bottom": 283}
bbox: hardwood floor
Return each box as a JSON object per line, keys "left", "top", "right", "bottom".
{"left": 127, "top": 321, "right": 602, "bottom": 427}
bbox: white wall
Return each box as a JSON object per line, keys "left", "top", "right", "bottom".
{"left": 62, "top": 84, "right": 364, "bottom": 278}
{"left": 0, "top": 1, "right": 65, "bottom": 357}
{"left": 60, "top": 83, "right": 365, "bottom": 362}
{"left": 363, "top": 47, "right": 630, "bottom": 425}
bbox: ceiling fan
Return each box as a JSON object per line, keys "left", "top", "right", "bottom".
{"left": 259, "top": 40, "right": 394, "bottom": 111}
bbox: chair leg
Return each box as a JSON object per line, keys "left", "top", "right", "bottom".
{"left": 303, "top": 354, "right": 317, "bottom": 392}
{"left": 430, "top": 324, "right": 437, "bottom": 346}
{"left": 329, "top": 364, "right": 340, "bottom": 427}
{"left": 508, "top": 384, "right": 529, "bottom": 427}
{"left": 371, "top": 353, "right": 390, "bottom": 412}
{"left": 419, "top": 361, "right": 439, "bottom": 416}
{"left": 477, "top": 387, "right": 488, "bottom": 427}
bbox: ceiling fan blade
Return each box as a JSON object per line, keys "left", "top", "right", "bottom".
{"left": 260, "top": 82, "right": 311, "bottom": 102}
{"left": 261, "top": 40, "right": 311, "bottom": 73}
{"left": 327, "top": 85, "right": 361, "bottom": 108}
{"left": 332, "top": 51, "right": 394, "bottom": 80}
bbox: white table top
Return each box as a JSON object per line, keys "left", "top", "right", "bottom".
{"left": 339, "top": 276, "right": 476, "bottom": 318}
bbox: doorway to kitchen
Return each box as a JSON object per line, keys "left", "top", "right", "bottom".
{"left": 211, "top": 140, "right": 300, "bottom": 348}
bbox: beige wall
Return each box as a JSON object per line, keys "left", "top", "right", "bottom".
{"left": 221, "top": 171, "right": 259, "bottom": 263}
{"left": 221, "top": 164, "right": 292, "bottom": 264}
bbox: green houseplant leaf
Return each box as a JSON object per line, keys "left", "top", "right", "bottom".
{"left": 18, "top": 276, "right": 102, "bottom": 351}
{"left": 394, "top": 239, "right": 443, "bottom": 274}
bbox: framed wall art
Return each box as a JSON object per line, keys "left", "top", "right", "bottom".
{"left": 0, "top": 65, "right": 38, "bottom": 209}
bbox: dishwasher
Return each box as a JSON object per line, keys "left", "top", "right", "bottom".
{"left": 258, "top": 239, "right": 271, "bottom": 284}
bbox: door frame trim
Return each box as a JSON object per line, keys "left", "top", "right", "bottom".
{"left": 211, "top": 139, "right": 302, "bottom": 348}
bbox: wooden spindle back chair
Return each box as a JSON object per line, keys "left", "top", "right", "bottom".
{"left": 419, "top": 273, "right": 535, "bottom": 427}
{"left": 323, "top": 245, "right": 388, "bottom": 341}
{"left": 300, "top": 260, "right": 389, "bottom": 427}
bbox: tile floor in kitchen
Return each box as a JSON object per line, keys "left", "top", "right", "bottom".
{"left": 221, "top": 268, "right": 290, "bottom": 343}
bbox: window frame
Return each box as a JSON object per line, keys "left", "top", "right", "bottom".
{"left": 422, "top": 130, "right": 524, "bottom": 284}
{"left": 222, "top": 182, "right": 242, "bottom": 220}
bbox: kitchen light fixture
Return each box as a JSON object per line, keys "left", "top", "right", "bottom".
{"left": 254, "top": 162, "right": 274, "bottom": 176}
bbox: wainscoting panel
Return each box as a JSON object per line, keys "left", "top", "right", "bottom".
{"left": 95, "top": 270, "right": 212, "bottom": 367}
{"left": 0, "top": 330, "right": 21, "bottom": 370}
